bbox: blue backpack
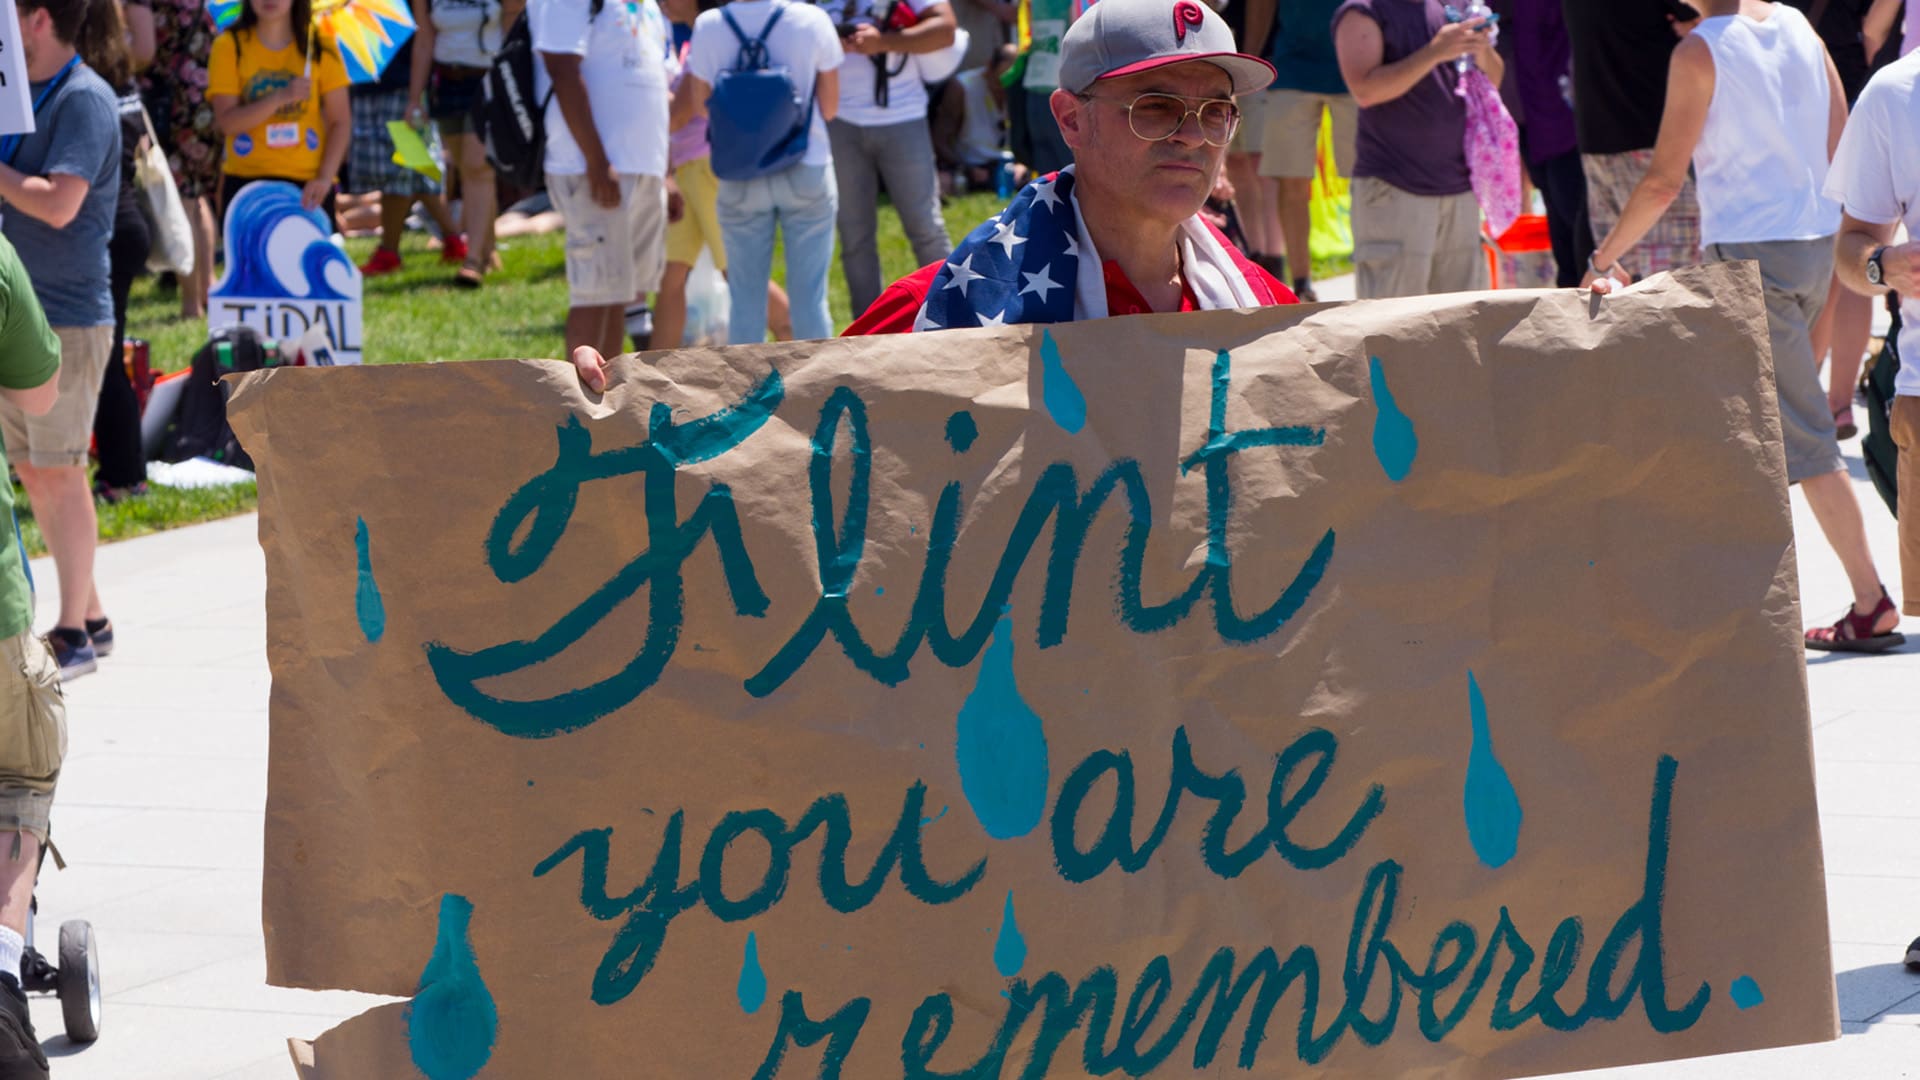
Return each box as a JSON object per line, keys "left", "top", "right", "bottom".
{"left": 707, "top": 3, "right": 815, "bottom": 181}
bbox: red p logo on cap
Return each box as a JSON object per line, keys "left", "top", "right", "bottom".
{"left": 1173, "top": 0, "right": 1205, "bottom": 42}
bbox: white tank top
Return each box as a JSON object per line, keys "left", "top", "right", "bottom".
{"left": 1690, "top": 4, "right": 1841, "bottom": 246}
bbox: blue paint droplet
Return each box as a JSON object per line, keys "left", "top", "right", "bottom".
{"left": 1588, "top": 561, "right": 1596, "bottom": 568}
{"left": 918, "top": 742, "right": 925, "bottom": 749}
{"left": 919, "top": 805, "right": 950, "bottom": 828}
{"left": 738, "top": 932, "right": 768, "bottom": 1014}
{"left": 355, "top": 517, "right": 386, "bottom": 643}
{"left": 1369, "top": 356, "right": 1418, "bottom": 482}
{"left": 955, "top": 614, "right": 1051, "bottom": 840}
{"left": 875, "top": 587, "right": 885, "bottom": 596}
{"left": 1730, "top": 976, "right": 1764, "bottom": 1010}
{"left": 945, "top": 410, "right": 978, "bottom": 453}
{"left": 1464, "top": 672, "right": 1523, "bottom": 869}
{"left": 407, "top": 893, "right": 497, "bottom": 1080}
{"left": 1039, "top": 329, "right": 1087, "bottom": 434}
{"left": 526, "top": 780, "right": 534, "bottom": 787}
{"left": 993, "top": 891, "right": 1027, "bottom": 977}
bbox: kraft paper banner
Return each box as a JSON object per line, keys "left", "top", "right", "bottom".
{"left": 230, "top": 261, "right": 1836, "bottom": 1079}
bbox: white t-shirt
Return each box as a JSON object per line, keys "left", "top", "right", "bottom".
{"left": 1826, "top": 51, "right": 1920, "bottom": 399}
{"left": 533, "top": 0, "right": 673, "bottom": 177}
{"left": 814, "top": 0, "right": 939, "bottom": 127}
{"left": 953, "top": 68, "right": 1003, "bottom": 166}
{"left": 432, "top": 0, "right": 507, "bottom": 67}
{"left": 687, "top": 0, "right": 844, "bottom": 168}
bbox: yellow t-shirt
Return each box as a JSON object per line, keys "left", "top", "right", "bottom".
{"left": 207, "top": 28, "right": 349, "bottom": 180}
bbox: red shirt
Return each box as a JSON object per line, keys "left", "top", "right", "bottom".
{"left": 843, "top": 223, "right": 1297, "bottom": 336}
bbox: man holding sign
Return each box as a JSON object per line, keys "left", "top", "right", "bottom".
{"left": 572, "top": 0, "right": 1294, "bottom": 390}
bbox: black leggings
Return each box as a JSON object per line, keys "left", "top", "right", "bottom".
{"left": 95, "top": 198, "right": 151, "bottom": 491}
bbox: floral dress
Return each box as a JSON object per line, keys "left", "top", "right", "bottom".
{"left": 138, "top": 0, "right": 223, "bottom": 199}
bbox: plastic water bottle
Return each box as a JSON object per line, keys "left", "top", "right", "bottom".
{"left": 1444, "top": 2, "right": 1496, "bottom": 76}
{"left": 995, "top": 152, "right": 1015, "bottom": 199}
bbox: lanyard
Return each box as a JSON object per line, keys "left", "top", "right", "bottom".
{"left": 0, "top": 56, "right": 82, "bottom": 166}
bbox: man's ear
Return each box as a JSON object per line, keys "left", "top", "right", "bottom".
{"left": 1051, "top": 87, "right": 1085, "bottom": 150}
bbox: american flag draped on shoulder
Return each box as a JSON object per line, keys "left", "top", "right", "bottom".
{"left": 914, "top": 170, "right": 1084, "bottom": 331}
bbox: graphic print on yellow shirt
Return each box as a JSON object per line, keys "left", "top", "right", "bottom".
{"left": 207, "top": 29, "right": 349, "bottom": 179}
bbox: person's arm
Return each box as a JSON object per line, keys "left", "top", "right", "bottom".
{"left": 2, "top": 378, "right": 57, "bottom": 416}
{"left": 1863, "top": 0, "right": 1902, "bottom": 59}
{"left": 307, "top": 84, "right": 350, "bottom": 210}
{"left": 847, "top": 1, "right": 956, "bottom": 55}
{"left": 1243, "top": 0, "right": 1276, "bottom": 61}
{"left": 408, "top": 0, "right": 435, "bottom": 124}
{"left": 670, "top": 73, "right": 710, "bottom": 131}
{"left": 816, "top": 67, "right": 839, "bottom": 122}
{"left": 1333, "top": 8, "right": 1487, "bottom": 108}
{"left": 1823, "top": 47, "right": 1848, "bottom": 161}
{"left": 213, "top": 75, "right": 311, "bottom": 136}
{"left": 124, "top": 1, "right": 157, "bottom": 71}
{"left": 1584, "top": 35, "right": 1712, "bottom": 283}
{"left": 542, "top": 52, "right": 618, "bottom": 207}
{"left": 1833, "top": 212, "right": 1917, "bottom": 297}
{"left": 0, "top": 169, "right": 91, "bottom": 229}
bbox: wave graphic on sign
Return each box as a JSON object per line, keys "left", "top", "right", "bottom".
{"left": 211, "top": 180, "right": 356, "bottom": 302}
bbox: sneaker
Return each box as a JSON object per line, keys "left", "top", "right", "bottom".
{"left": 1906, "top": 936, "right": 1920, "bottom": 971}
{"left": 0, "top": 973, "right": 48, "bottom": 1080}
{"left": 358, "top": 246, "right": 403, "bottom": 277}
{"left": 85, "top": 616, "right": 112, "bottom": 658}
{"left": 625, "top": 302, "right": 653, "bottom": 351}
{"left": 440, "top": 233, "right": 469, "bottom": 265}
{"left": 47, "top": 627, "right": 96, "bottom": 681}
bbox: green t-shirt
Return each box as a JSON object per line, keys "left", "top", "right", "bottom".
{"left": 0, "top": 236, "right": 60, "bottom": 640}
{"left": 1022, "top": 0, "right": 1074, "bottom": 90}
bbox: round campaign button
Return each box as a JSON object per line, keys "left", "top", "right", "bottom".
{"left": 306, "top": 128, "right": 319, "bottom": 150}
{"left": 234, "top": 133, "right": 253, "bottom": 156}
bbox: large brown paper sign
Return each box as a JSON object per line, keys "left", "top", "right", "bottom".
{"left": 231, "top": 261, "right": 1837, "bottom": 1079}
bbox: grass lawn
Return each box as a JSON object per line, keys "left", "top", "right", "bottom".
{"left": 60, "top": 190, "right": 1353, "bottom": 556}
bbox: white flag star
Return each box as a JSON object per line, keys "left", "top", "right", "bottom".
{"left": 1020, "top": 264, "right": 1062, "bottom": 302}
{"left": 1032, "top": 179, "right": 1063, "bottom": 212}
{"left": 912, "top": 306, "right": 943, "bottom": 332}
{"left": 990, "top": 218, "right": 1026, "bottom": 259}
{"left": 977, "top": 309, "right": 1009, "bottom": 328}
{"left": 1062, "top": 232, "right": 1081, "bottom": 259}
{"left": 943, "top": 254, "right": 984, "bottom": 298}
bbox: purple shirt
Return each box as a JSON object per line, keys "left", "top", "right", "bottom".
{"left": 1332, "top": 0, "right": 1469, "bottom": 196}
{"left": 1490, "top": 0, "right": 1576, "bottom": 165}
{"left": 669, "top": 46, "right": 710, "bottom": 170}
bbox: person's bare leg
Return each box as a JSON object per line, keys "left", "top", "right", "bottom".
{"left": 378, "top": 194, "right": 410, "bottom": 253}
{"left": 16, "top": 463, "right": 96, "bottom": 631}
{"left": 767, "top": 280, "right": 793, "bottom": 341}
{"left": 183, "top": 195, "right": 216, "bottom": 319}
{"left": 1827, "top": 285, "right": 1872, "bottom": 417}
{"left": 600, "top": 306, "right": 625, "bottom": 360}
{"left": 84, "top": 583, "right": 102, "bottom": 624}
{"left": 419, "top": 193, "right": 459, "bottom": 240}
{"left": 1801, "top": 469, "right": 1897, "bottom": 630}
{"left": 0, "top": 832, "right": 36, "bottom": 937}
{"left": 1225, "top": 153, "right": 1268, "bottom": 255}
{"left": 454, "top": 135, "right": 499, "bottom": 273}
{"left": 566, "top": 305, "right": 620, "bottom": 360}
{"left": 653, "top": 262, "right": 691, "bottom": 353}
{"left": 1277, "top": 176, "right": 1314, "bottom": 288}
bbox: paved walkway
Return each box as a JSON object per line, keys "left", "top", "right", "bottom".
{"left": 21, "top": 302, "right": 1920, "bottom": 1078}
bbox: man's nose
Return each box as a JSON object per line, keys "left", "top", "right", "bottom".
{"left": 1166, "top": 109, "right": 1209, "bottom": 148}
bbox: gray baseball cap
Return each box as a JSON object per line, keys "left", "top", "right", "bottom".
{"left": 1057, "top": 0, "right": 1276, "bottom": 97}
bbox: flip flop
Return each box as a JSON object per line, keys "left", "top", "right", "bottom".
{"left": 1806, "top": 588, "right": 1905, "bottom": 653}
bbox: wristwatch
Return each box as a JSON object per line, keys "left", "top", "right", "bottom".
{"left": 1867, "top": 246, "right": 1889, "bottom": 287}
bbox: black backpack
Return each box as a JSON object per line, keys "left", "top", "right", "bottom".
{"left": 1862, "top": 294, "right": 1902, "bottom": 517}
{"left": 164, "top": 325, "right": 272, "bottom": 470}
{"left": 473, "top": 0, "right": 603, "bottom": 190}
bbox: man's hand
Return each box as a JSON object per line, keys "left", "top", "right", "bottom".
{"left": 404, "top": 97, "right": 426, "bottom": 126}
{"left": 301, "top": 178, "right": 331, "bottom": 211}
{"left": 573, "top": 345, "right": 611, "bottom": 393}
{"left": 845, "top": 24, "right": 885, "bottom": 55}
{"left": 278, "top": 75, "right": 313, "bottom": 107}
{"left": 1420, "top": 18, "right": 1487, "bottom": 69}
{"left": 587, "top": 156, "right": 621, "bottom": 209}
{"left": 1877, "top": 241, "right": 1920, "bottom": 295}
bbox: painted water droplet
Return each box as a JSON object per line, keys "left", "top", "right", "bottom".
{"left": 1464, "top": 672, "right": 1523, "bottom": 869}
{"left": 875, "top": 587, "right": 885, "bottom": 596}
{"left": 919, "top": 805, "right": 950, "bottom": 828}
{"left": 955, "top": 614, "right": 1051, "bottom": 840}
{"left": 407, "top": 893, "right": 497, "bottom": 1080}
{"left": 355, "top": 517, "right": 386, "bottom": 642}
{"left": 1730, "top": 976, "right": 1764, "bottom": 1010}
{"left": 1369, "top": 356, "right": 1418, "bottom": 482}
{"left": 993, "top": 891, "right": 1027, "bottom": 977}
{"left": 738, "top": 932, "right": 768, "bottom": 1014}
{"left": 1039, "top": 329, "right": 1087, "bottom": 434}
{"left": 946, "top": 410, "right": 979, "bottom": 453}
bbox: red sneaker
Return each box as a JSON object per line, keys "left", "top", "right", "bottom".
{"left": 359, "top": 246, "right": 403, "bottom": 276}
{"left": 440, "top": 234, "right": 470, "bottom": 264}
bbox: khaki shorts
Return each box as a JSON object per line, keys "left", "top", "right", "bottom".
{"left": 549, "top": 171, "right": 670, "bottom": 307}
{"left": 0, "top": 630, "right": 66, "bottom": 845}
{"left": 0, "top": 325, "right": 111, "bottom": 470}
{"left": 666, "top": 157, "right": 726, "bottom": 271}
{"left": 1229, "top": 89, "right": 1274, "bottom": 154}
{"left": 1258, "top": 89, "right": 1358, "bottom": 179}
{"left": 1894, "top": 394, "right": 1920, "bottom": 616}
{"left": 1350, "top": 175, "right": 1487, "bottom": 299}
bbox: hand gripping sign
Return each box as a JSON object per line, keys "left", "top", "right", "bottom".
{"left": 231, "top": 262, "right": 1837, "bottom": 1079}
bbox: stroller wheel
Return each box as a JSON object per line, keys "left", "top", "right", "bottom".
{"left": 56, "top": 920, "right": 99, "bottom": 1043}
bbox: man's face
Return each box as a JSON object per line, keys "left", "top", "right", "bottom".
{"left": 14, "top": 5, "right": 44, "bottom": 68}
{"left": 1052, "top": 61, "right": 1235, "bottom": 227}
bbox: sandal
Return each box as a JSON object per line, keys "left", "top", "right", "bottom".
{"left": 454, "top": 263, "right": 485, "bottom": 290}
{"left": 1834, "top": 403, "right": 1858, "bottom": 441}
{"left": 1806, "top": 588, "right": 1905, "bottom": 653}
